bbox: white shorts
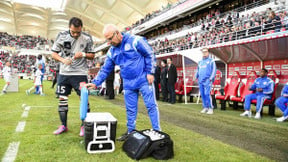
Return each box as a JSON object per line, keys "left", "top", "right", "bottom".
{"left": 4, "top": 76, "right": 11, "bottom": 83}
{"left": 114, "top": 82, "right": 120, "bottom": 87}
{"left": 34, "top": 79, "right": 42, "bottom": 86}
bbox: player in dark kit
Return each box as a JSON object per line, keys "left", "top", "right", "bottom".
{"left": 51, "top": 17, "right": 95, "bottom": 136}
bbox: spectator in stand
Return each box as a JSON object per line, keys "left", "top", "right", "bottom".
{"left": 282, "top": 12, "right": 288, "bottom": 30}
{"left": 250, "top": 21, "right": 262, "bottom": 36}
{"left": 275, "top": 82, "right": 288, "bottom": 122}
{"left": 167, "top": 57, "right": 177, "bottom": 104}
{"left": 267, "top": 11, "right": 282, "bottom": 32}
{"left": 261, "top": 17, "right": 270, "bottom": 33}
{"left": 240, "top": 68, "right": 274, "bottom": 119}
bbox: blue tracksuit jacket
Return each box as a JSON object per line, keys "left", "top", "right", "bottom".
{"left": 275, "top": 82, "right": 288, "bottom": 117}
{"left": 92, "top": 33, "right": 160, "bottom": 132}
{"left": 244, "top": 76, "right": 274, "bottom": 112}
{"left": 93, "top": 33, "right": 156, "bottom": 90}
{"left": 196, "top": 57, "right": 216, "bottom": 109}
{"left": 196, "top": 57, "right": 216, "bottom": 84}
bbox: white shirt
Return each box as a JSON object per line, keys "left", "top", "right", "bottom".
{"left": 114, "top": 73, "right": 121, "bottom": 87}
{"left": 35, "top": 69, "right": 43, "bottom": 85}
{"left": 2, "top": 66, "right": 11, "bottom": 77}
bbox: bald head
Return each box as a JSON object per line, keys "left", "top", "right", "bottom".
{"left": 103, "top": 24, "right": 122, "bottom": 46}
{"left": 5, "top": 62, "right": 11, "bottom": 66}
{"left": 103, "top": 24, "right": 119, "bottom": 35}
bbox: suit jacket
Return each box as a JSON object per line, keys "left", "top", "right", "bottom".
{"left": 167, "top": 64, "right": 177, "bottom": 85}
{"left": 154, "top": 66, "right": 161, "bottom": 83}
{"left": 160, "top": 66, "right": 168, "bottom": 85}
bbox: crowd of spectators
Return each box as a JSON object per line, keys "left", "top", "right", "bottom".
{"left": 125, "top": 0, "right": 188, "bottom": 31}
{"left": 143, "top": 0, "right": 271, "bottom": 40}
{"left": 0, "top": 52, "right": 36, "bottom": 73}
{"left": 151, "top": 7, "right": 288, "bottom": 55}
{"left": 0, "top": 32, "right": 51, "bottom": 50}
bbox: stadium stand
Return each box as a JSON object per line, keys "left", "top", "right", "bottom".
{"left": 0, "top": 32, "right": 50, "bottom": 50}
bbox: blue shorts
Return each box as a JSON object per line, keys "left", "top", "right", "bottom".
{"left": 57, "top": 75, "right": 88, "bottom": 96}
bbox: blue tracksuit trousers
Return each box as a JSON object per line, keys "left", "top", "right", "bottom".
{"left": 124, "top": 83, "right": 160, "bottom": 133}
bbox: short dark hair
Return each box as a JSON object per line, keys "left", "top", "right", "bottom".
{"left": 37, "top": 55, "right": 42, "bottom": 60}
{"left": 167, "top": 57, "right": 172, "bottom": 61}
{"left": 69, "top": 17, "right": 83, "bottom": 27}
{"left": 261, "top": 68, "right": 268, "bottom": 73}
{"left": 161, "top": 60, "right": 167, "bottom": 64}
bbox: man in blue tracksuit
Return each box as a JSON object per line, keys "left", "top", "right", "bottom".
{"left": 196, "top": 48, "right": 216, "bottom": 115}
{"left": 275, "top": 82, "right": 288, "bottom": 122}
{"left": 240, "top": 68, "right": 274, "bottom": 119}
{"left": 86, "top": 24, "right": 160, "bottom": 141}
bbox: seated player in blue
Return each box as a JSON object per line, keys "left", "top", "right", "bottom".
{"left": 275, "top": 82, "right": 288, "bottom": 122}
{"left": 240, "top": 68, "right": 274, "bottom": 119}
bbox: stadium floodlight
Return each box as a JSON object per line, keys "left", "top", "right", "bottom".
{"left": 10, "top": 0, "right": 67, "bottom": 11}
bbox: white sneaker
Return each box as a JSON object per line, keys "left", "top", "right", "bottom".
{"left": 254, "top": 112, "right": 261, "bottom": 119}
{"left": 240, "top": 111, "right": 252, "bottom": 117}
{"left": 201, "top": 108, "right": 208, "bottom": 113}
{"left": 276, "top": 116, "right": 288, "bottom": 122}
{"left": 206, "top": 109, "right": 214, "bottom": 115}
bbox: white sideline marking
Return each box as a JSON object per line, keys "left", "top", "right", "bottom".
{"left": 21, "top": 111, "right": 29, "bottom": 118}
{"left": 30, "top": 106, "right": 53, "bottom": 108}
{"left": 30, "top": 106, "right": 77, "bottom": 108}
{"left": 1, "top": 141, "right": 20, "bottom": 162}
{"left": 15, "top": 121, "right": 26, "bottom": 133}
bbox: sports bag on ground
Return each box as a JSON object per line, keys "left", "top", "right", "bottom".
{"left": 122, "top": 129, "right": 174, "bottom": 160}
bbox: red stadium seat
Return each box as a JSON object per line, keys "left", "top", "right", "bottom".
{"left": 175, "top": 77, "right": 194, "bottom": 102}
{"left": 266, "top": 30, "right": 275, "bottom": 34}
{"left": 181, "top": 78, "right": 193, "bottom": 95}
{"left": 251, "top": 70, "right": 279, "bottom": 116}
{"left": 175, "top": 77, "right": 184, "bottom": 95}
{"left": 211, "top": 70, "right": 222, "bottom": 108}
{"left": 215, "top": 71, "right": 241, "bottom": 110}
{"left": 211, "top": 70, "right": 222, "bottom": 95}
{"left": 230, "top": 71, "right": 257, "bottom": 109}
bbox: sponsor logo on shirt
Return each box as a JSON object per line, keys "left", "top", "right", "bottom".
{"left": 124, "top": 44, "right": 131, "bottom": 51}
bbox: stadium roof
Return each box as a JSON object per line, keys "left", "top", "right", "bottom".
{"left": 0, "top": 0, "right": 177, "bottom": 42}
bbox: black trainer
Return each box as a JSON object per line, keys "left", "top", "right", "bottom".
{"left": 117, "top": 131, "right": 130, "bottom": 141}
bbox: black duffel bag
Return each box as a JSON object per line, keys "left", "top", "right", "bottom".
{"left": 122, "top": 129, "right": 174, "bottom": 160}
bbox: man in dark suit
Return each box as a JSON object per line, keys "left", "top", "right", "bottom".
{"left": 167, "top": 57, "right": 177, "bottom": 104}
{"left": 154, "top": 64, "right": 161, "bottom": 100}
{"left": 160, "top": 60, "right": 168, "bottom": 102}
